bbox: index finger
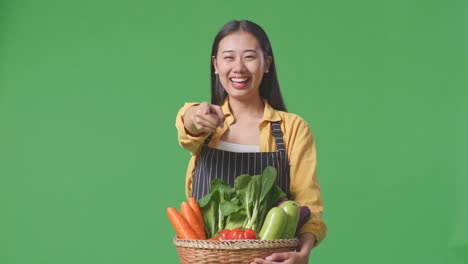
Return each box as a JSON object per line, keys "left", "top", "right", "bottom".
{"left": 210, "top": 105, "right": 225, "bottom": 123}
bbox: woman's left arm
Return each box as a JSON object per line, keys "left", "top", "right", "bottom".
{"left": 252, "top": 116, "right": 327, "bottom": 264}
{"left": 287, "top": 118, "right": 327, "bottom": 246}
{"left": 251, "top": 117, "right": 327, "bottom": 264}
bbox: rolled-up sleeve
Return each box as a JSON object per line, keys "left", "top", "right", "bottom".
{"left": 287, "top": 118, "right": 327, "bottom": 246}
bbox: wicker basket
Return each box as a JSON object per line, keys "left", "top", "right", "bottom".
{"left": 173, "top": 237, "right": 299, "bottom": 264}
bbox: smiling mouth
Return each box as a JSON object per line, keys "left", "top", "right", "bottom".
{"left": 229, "top": 77, "right": 250, "bottom": 90}
{"left": 230, "top": 77, "right": 249, "bottom": 83}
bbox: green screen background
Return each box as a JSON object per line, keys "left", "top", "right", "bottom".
{"left": 0, "top": 0, "right": 465, "bottom": 263}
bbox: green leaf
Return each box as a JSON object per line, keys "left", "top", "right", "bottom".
{"left": 249, "top": 175, "right": 261, "bottom": 204}
{"left": 268, "top": 185, "right": 287, "bottom": 207}
{"left": 198, "top": 192, "right": 212, "bottom": 208}
{"left": 212, "top": 178, "right": 237, "bottom": 204}
{"left": 234, "top": 174, "right": 252, "bottom": 190}
{"left": 220, "top": 200, "right": 242, "bottom": 216}
{"left": 200, "top": 200, "right": 218, "bottom": 238}
{"left": 259, "top": 166, "right": 277, "bottom": 202}
{"left": 211, "top": 179, "right": 230, "bottom": 194}
{"left": 225, "top": 212, "right": 247, "bottom": 230}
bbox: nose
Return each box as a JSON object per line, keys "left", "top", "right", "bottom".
{"left": 232, "top": 58, "right": 246, "bottom": 72}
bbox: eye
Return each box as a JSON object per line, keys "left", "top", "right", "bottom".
{"left": 223, "top": 56, "right": 234, "bottom": 60}
{"left": 244, "top": 54, "right": 257, "bottom": 61}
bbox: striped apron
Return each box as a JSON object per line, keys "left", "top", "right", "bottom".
{"left": 191, "top": 122, "right": 291, "bottom": 200}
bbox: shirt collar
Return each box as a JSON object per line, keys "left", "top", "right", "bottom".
{"left": 220, "top": 97, "right": 282, "bottom": 123}
{"left": 221, "top": 97, "right": 232, "bottom": 117}
{"left": 262, "top": 98, "right": 282, "bottom": 122}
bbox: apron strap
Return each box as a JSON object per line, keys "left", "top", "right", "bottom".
{"left": 271, "top": 122, "right": 286, "bottom": 152}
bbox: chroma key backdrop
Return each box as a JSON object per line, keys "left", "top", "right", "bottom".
{"left": 0, "top": 1, "right": 465, "bottom": 263}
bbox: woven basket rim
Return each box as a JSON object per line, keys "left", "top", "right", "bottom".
{"left": 173, "top": 237, "right": 299, "bottom": 250}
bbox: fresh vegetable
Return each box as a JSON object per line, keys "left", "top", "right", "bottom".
{"left": 275, "top": 197, "right": 288, "bottom": 207}
{"left": 198, "top": 166, "right": 286, "bottom": 238}
{"left": 297, "top": 206, "right": 311, "bottom": 232}
{"left": 275, "top": 198, "right": 312, "bottom": 233}
{"left": 229, "top": 228, "right": 257, "bottom": 240}
{"left": 209, "top": 228, "right": 257, "bottom": 240}
{"left": 235, "top": 166, "right": 286, "bottom": 233}
{"left": 279, "top": 201, "right": 300, "bottom": 238}
{"left": 244, "top": 228, "right": 257, "bottom": 239}
{"left": 166, "top": 207, "right": 199, "bottom": 239}
{"left": 258, "top": 207, "right": 288, "bottom": 240}
{"left": 198, "top": 178, "right": 242, "bottom": 238}
{"left": 180, "top": 201, "right": 206, "bottom": 239}
{"left": 218, "top": 229, "right": 232, "bottom": 240}
{"left": 188, "top": 197, "right": 205, "bottom": 232}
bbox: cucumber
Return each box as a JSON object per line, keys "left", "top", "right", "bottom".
{"left": 279, "top": 201, "right": 300, "bottom": 238}
{"left": 258, "top": 207, "right": 287, "bottom": 240}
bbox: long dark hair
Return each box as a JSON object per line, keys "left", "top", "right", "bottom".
{"left": 210, "top": 20, "right": 287, "bottom": 112}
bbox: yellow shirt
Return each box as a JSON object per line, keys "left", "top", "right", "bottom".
{"left": 175, "top": 98, "right": 327, "bottom": 245}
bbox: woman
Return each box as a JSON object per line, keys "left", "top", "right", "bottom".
{"left": 175, "top": 20, "right": 327, "bottom": 263}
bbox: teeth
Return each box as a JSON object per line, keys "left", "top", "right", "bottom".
{"left": 230, "top": 77, "right": 248, "bottom": 82}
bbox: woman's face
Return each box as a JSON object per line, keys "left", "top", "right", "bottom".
{"left": 213, "top": 30, "right": 271, "bottom": 101}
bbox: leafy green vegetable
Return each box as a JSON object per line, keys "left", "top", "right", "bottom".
{"left": 199, "top": 166, "right": 286, "bottom": 238}
{"left": 198, "top": 179, "right": 242, "bottom": 238}
{"left": 200, "top": 197, "right": 218, "bottom": 238}
{"left": 224, "top": 213, "right": 246, "bottom": 230}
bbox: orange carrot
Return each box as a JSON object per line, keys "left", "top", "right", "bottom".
{"left": 181, "top": 201, "right": 206, "bottom": 239}
{"left": 166, "top": 207, "right": 198, "bottom": 239}
{"left": 188, "top": 197, "right": 205, "bottom": 230}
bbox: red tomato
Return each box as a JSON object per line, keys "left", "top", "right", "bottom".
{"left": 228, "top": 228, "right": 257, "bottom": 240}
{"left": 229, "top": 228, "right": 243, "bottom": 239}
{"left": 243, "top": 228, "right": 257, "bottom": 239}
{"left": 218, "top": 229, "right": 232, "bottom": 240}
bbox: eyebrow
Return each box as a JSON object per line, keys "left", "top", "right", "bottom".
{"left": 222, "top": 49, "right": 258, "bottom": 53}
